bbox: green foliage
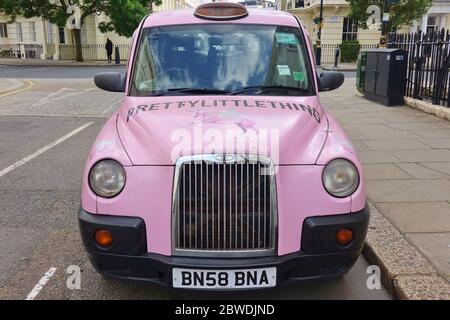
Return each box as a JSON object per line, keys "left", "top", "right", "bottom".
{"left": 0, "top": 1, "right": 161, "bottom": 61}
{"left": 339, "top": 41, "right": 360, "bottom": 62}
{"left": 346, "top": 0, "right": 431, "bottom": 30}
{"left": 0, "top": 0, "right": 161, "bottom": 36}
{"left": 99, "top": 0, "right": 162, "bottom": 38}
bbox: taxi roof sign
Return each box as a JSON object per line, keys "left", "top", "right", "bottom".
{"left": 194, "top": 2, "right": 249, "bottom": 21}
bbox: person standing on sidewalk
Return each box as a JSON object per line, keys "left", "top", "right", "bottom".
{"left": 105, "top": 38, "right": 113, "bottom": 64}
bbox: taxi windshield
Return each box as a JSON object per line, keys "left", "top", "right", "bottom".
{"left": 130, "top": 24, "right": 314, "bottom": 96}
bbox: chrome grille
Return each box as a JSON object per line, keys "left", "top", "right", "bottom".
{"left": 172, "top": 154, "right": 277, "bottom": 257}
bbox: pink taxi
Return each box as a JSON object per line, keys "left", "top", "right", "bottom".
{"left": 79, "top": 3, "right": 369, "bottom": 290}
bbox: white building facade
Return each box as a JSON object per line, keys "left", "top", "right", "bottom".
{"left": 0, "top": 0, "right": 202, "bottom": 60}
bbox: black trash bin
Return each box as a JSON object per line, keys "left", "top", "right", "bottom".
{"left": 362, "top": 48, "right": 407, "bottom": 106}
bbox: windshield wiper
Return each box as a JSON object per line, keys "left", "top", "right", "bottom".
{"left": 231, "top": 85, "right": 310, "bottom": 95}
{"left": 153, "top": 88, "right": 231, "bottom": 96}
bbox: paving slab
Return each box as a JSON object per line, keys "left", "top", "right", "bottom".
{"left": 375, "top": 202, "right": 450, "bottom": 233}
{"left": 363, "top": 163, "right": 412, "bottom": 180}
{"left": 362, "top": 139, "right": 430, "bottom": 151}
{"left": 413, "top": 128, "right": 450, "bottom": 139}
{"left": 366, "top": 179, "right": 450, "bottom": 203}
{"left": 387, "top": 122, "right": 450, "bottom": 130}
{"left": 357, "top": 150, "right": 402, "bottom": 164}
{"left": 390, "top": 149, "right": 450, "bottom": 162}
{"left": 340, "top": 123, "right": 393, "bottom": 132}
{"left": 377, "top": 113, "right": 442, "bottom": 124}
{"left": 420, "top": 138, "right": 450, "bottom": 149}
{"left": 337, "top": 117, "right": 386, "bottom": 125}
{"left": 395, "top": 163, "right": 450, "bottom": 179}
{"left": 420, "top": 162, "right": 450, "bottom": 175}
{"left": 358, "top": 128, "right": 419, "bottom": 140}
{"left": 350, "top": 140, "right": 372, "bottom": 151}
{"left": 406, "top": 233, "right": 450, "bottom": 280}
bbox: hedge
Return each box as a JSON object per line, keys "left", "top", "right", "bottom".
{"left": 339, "top": 41, "right": 361, "bottom": 63}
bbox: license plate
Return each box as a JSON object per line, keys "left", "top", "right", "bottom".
{"left": 172, "top": 267, "right": 276, "bottom": 289}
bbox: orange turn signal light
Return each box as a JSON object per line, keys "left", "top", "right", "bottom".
{"left": 195, "top": 2, "right": 248, "bottom": 21}
{"left": 335, "top": 228, "right": 354, "bottom": 246}
{"left": 94, "top": 229, "right": 113, "bottom": 248}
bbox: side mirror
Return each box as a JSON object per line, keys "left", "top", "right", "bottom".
{"left": 318, "top": 71, "right": 344, "bottom": 92}
{"left": 94, "top": 72, "right": 126, "bottom": 92}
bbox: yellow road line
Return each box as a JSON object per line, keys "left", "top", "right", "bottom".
{"left": 0, "top": 80, "right": 34, "bottom": 98}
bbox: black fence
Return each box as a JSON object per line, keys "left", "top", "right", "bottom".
{"left": 318, "top": 43, "right": 378, "bottom": 64}
{"left": 0, "top": 43, "right": 130, "bottom": 61}
{"left": 59, "top": 44, "right": 130, "bottom": 61}
{"left": 389, "top": 29, "right": 450, "bottom": 107}
{"left": 0, "top": 44, "right": 42, "bottom": 59}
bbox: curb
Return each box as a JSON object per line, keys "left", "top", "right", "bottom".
{"left": 362, "top": 202, "right": 450, "bottom": 300}
{"left": 321, "top": 66, "right": 356, "bottom": 72}
{"left": 404, "top": 97, "right": 450, "bottom": 121}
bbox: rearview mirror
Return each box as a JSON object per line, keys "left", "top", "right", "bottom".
{"left": 318, "top": 71, "right": 344, "bottom": 92}
{"left": 94, "top": 72, "right": 126, "bottom": 92}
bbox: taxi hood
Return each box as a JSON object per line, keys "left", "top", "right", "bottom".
{"left": 116, "top": 95, "right": 328, "bottom": 165}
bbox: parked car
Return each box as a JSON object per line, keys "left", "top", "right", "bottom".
{"left": 80, "top": 2, "right": 369, "bottom": 290}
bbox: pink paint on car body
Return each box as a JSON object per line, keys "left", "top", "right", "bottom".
{"left": 79, "top": 4, "right": 369, "bottom": 290}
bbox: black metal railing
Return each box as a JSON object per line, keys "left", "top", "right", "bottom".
{"left": 59, "top": 43, "right": 130, "bottom": 61}
{"left": 317, "top": 43, "right": 378, "bottom": 64}
{"left": 0, "top": 43, "right": 130, "bottom": 61}
{"left": 389, "top": 29, "right": 450, "bottom": 107}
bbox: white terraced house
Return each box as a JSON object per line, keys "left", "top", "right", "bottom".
{"left": 0, "top": 0, "right": 203, "bottom": 61}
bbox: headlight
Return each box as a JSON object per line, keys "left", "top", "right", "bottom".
{"left": 322, "top": 159, "right": 359, "bottom": 198}
{"left": 89, "top": 159, "right": 126, "bottom": 198}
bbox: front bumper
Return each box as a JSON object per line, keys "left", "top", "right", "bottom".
{"left": 78, "top": 206, "right": 369, "bottom": 290}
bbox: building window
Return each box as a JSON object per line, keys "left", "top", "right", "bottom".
{"left": 16, "top": 23, "right": 23, "bottom": 42}
{"left": 427, "top": 16, "right": 437, "bottom": 35}
{"left": 295, "top": 0, "right": 305, "bottom": 8}
{"left": 47, "top": 22, "right": 54, "bottom": 44}
{"left": 0, "top": 23, "right": 7, "bottom": 38}
{"left": 342, "top": 17, "right": 358, "bottom": 41}
{"left": 29, "top": 22, "right": 36, "bottom": 42}
{"left": 59, "top": 27, "right": 65, "bottom": 44}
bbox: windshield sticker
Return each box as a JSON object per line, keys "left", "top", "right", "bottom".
{"left": 277, "top": 65, "right": 291, "bottom": 76}
{"left": 276, "top": 33, "right": 297, "bottom": 45}
{"left": 126, "top": 99, "right": 321, "bottom": 124}
{"left": 293, "top": 71, "right": 305, "bottom": 82}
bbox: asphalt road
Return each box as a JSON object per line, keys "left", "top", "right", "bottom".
{"left": 0, "top": 66, "right": 390, "bottom": 300}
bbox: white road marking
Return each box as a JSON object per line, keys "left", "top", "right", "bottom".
{"left": 101, "top": 97, "right": 123, "bottom": 115}
{"left": 30, "top": 88, "right": 79, "bottom": 108}
{"left": 25, "top": 267, "right": 57, "bottom": 300}
{"left": 0, "top": 122, "right": 94, "bottom": 178}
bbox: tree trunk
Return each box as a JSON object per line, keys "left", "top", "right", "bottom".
{"left": 73, "top": 29, "right": 83, "bottom": 62}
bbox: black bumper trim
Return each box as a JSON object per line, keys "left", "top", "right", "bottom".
{"left": 78, "top": 206, "right": 369, "bottom": 290}
{"left": 301, "top": 204, "right": 370, "bottom": 254}
{"left": 78, "top": 209, "right": 147, "bottom": 256}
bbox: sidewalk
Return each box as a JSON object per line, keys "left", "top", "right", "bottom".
{"left": 0, "top": 58, "right": 126, "bottom": 67}
{"left": 321, "top": 79, "right": 450, "bottom": 299}
{"left": 321, "top": 62, "right": 357, "bottom": 72}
